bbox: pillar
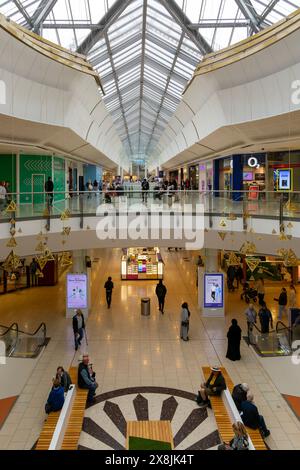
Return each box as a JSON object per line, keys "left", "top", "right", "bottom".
{"left": 204, "top": 249, "right": 219, "bottom": 272}
{"left": 213, "top": 159, "right": 220, "bottom": 197}
{"left": 232, "top": 155, "right": 243, "bottom": 201}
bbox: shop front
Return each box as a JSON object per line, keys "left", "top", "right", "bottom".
{"left": 188, "top": 165, "right": 199, "bottom": 190}
{"left": 121, "top": 247, "right": 164, "bottom": 280}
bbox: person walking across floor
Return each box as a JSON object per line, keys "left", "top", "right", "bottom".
{"left": 274, "top": 287, "right": 288, "bottom": 320}
{"left": 155, "top": 279, "right": 167, "bottom": 314}
{"left": 72, "top": 309, "right": 85, "bottom": 351}
{"left": 29, "top": 258, "right": 38, "bottom": 287}
{"left": 104, "top": 276, "right": 114, "bottom": 308}
{"left": 235, "top": 264, "right": 244, "bottom": 289}
{"left": 226, "top": 319, "right": 242, "bottom": 361}
{"left": 256, "top": 277, "right": 265, "bottom": 306}
{"left": 45, "top": 176, "right": 54, "bottom": 207}
{"left": 244, "top": 303, "right": 257, "bottom": 342}
{"left": 227, "top": 265, "right": 235, "bottom": 292}
{"left": 258, "top": 302, "right": 273, "bottom": 334}
{"left": 240, "top": 391, "right": 270, "bottom": 438}
{"left": 180, "top": 302, "right": 190, "bottom": 341}
{"left": 141, "top": 178, "right": 149, "bottom": 203}
{"left": 78, "top": 354, "right": 98, "bottom": 404}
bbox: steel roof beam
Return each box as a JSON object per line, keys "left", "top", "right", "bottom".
{"left": 234, "top": 0, "right": 261, "bottom": 33}
{"left": 31, "top": 0, "right": 58, "bottom": 34}
{"left": 12, "top": 0, "right": 33, "bottom": 27}
{"left": 77, "top": 0, "right": 134, "bottom": 55}
{"left": 189, "top": 20, "right": 251, "bottom": 28}
{"left": 158, "top": 0, "right": 213, "bottom": 55}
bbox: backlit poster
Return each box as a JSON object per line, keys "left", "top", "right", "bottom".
{"left": 67, "top": 274, "right": 87, "bottom": 309}
{"left": 278, "top": 169, "right": 292, "bottom": 191}
{"left": 204, "top": 274, "right": 224, "bottom": 309}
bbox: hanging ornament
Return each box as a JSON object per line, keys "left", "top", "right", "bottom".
{"left": 2, "top": 251, "right": 22, "bottom": 272}
{"left": 287, "top": 222, "right": 294, "bottom": 229}
{"left": 9, "top": 218, "right": 16, "bottom": 225}
{"left": 243, "top": 211, "right": 250, "bottom": 219}
{"left": 246, "top": 257, "right": 261, "bottom": 272}
{"left": 277, "top": 249, "right": 298, "bottom": 267}
{"left": 60, "top": 209, "right": 71, "bottom": 221}
{"left": 10, "top": 273, "right": 17, "bottom": 280}
{"left": 36, "top": 269, "right": 44, "bottom": 278}
{"left": 272, "top": 229, "right": 277, "bottom": 235}
{"left": 5, "top": 201, "right": 17, "bottom": 213}
{"left": 227, "top": 213, "right": 237, "bottom": 221}
{"left": 10, "top": 227, "right": 16, "bottom": 236}
{"left": 35, "top": 241, "right": 44, "bottom": 252}
{"left": 59, "top": 252, "right": 73, "bottom": 269}
{"left": 218, "top": 231, "right": 227, "bottom": 241}
{"left": 287, "top": 234, "right": 293, "bottom": 240}
{"left": 36, "top": 231, "right": 44, "bottom": 240}
{"left": 37, "top": 247, "right": 55, "bottom": 271}
{"left": 279, "top": 231, "right": 288, "bottom": 241}
{"left": 62, "top": 227, "right": 71, "bottom": 236}
{"left": 6, "top": 237, "right": 17, "bottom": 248}
{"left": 248, "top": 228, "right": 255, "bottom": 234}
{"left": 240, "top": 241, "right": 257, "bottom": 255}
{"left": 219, "top": 219, "right": 227, "bottom": 227}
{"left": 17, "top": 228, "right": 22, "bottom": 234}
{"left": 228, "top": 252, "right": 241, "bottom": 266}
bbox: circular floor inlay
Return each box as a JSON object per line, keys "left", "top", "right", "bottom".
{"left": 78, "top": 386, "right": 221, "bottom": 450}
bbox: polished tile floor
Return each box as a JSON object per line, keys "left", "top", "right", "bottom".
{"left": 0, "top": 248, "right": 300, "bottom": 450}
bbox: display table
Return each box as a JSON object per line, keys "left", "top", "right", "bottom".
{"left": 126, "top": 420, "right": 173, "bottom": 450}
{"left": 121, "top": 247, "right": 164, "bottom": 280}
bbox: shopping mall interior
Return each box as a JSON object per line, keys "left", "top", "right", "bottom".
{"left": 1, "top": 0, "right": 300, "bottom": 457}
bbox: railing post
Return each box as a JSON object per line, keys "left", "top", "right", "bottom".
{"left": 209, "top": 190, "right": 213, "bottom": 228}
{"left": 279, "top": 193, "right": 284, "bottom": 233}
{"left": 79, "top": 193, "right": 84, "bottom": 229}
{"left": 242, "top": 193, "right": 247, "bottom": 231}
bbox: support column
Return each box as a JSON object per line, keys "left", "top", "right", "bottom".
{"left": 213, "top": 159, "right": 220, "bottom": 197}
{"left": 232, "top": 155, "right": 243, "bottom": 201}
{"left": 204, "top": 249, "right": 219, "bottom": 272}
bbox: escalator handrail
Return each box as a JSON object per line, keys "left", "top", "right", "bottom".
{"left": 251, "top": 322, "right": 275, "bottom": 335}
{"left": 276, "top": 320, "right": 291, "bottom": 333}
{"left": 0, "top": 322, "right": 46, "bottom": 337}
{"left": 0, "top": 322, "right": 19, "bottom": 337}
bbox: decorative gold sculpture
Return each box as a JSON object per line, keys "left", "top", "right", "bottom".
{"left": 59, "top": 252, "right": 73, "bottom": 269}
{"left": 228, "top": 252, "right": 241, "bottom": 266}
{"left": 219, "top": 219, "right": 227, "bottom": 227}
{"left": 60, "top": 209, "right": 71, "bottom": 221}
{"left": 246, "top": 257, "right": 261, "bottom": 272}
{"left": 37, "top": 247, "right": 55, "bottom": 271}
{"left": 227, "top": 213, "right": 237, "bottom": 221}
{"left": 2, "top": 251, "right": 22, "bottom": 272}
{"left": 5, "top": 201, "right": 17, "bottom": 212}
{"left": 62, "top": 226, "right": 71, "bottom": 236}
{"left": 6, "top": 237, "right": 17, "bottom": 248}
{"left": 240, "top": 241, "right": 257, "bottom": 255}
{"left": 218, "top": 231, "right": 227, "bottom": 241}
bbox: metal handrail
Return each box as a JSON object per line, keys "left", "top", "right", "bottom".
{"left": 0, "top": 322, "right": 19, "bottom": 356}
{"left": 0, "top": 322, "right": 46, "bottom": 343}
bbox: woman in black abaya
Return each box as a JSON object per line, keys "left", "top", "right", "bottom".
{"left": 226, "top": 319, "right": 241, "bottom": 361}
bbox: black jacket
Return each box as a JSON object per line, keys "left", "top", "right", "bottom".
{"left": 72, "top": 313, "right": 85, "bottom": 334}
{"left": 104, "top": 280, "right": 114, "bottom": 292}
{"left": 240, "top": 400, "right": 260, "bottom": 429}
{"left": 156, "top": 283, "right": 167, "bottom": 299}
{"left": 45, "top": 180, "right": 54, "bottom": 192}
{"left": 232, "top": 384, "right": 247, "bottom": 411}
{"left": 142, "top": 181, "right": 149, "bottom": 190}
{"left": 278, "top": 292, "right": 287, "bottom": 306}
{"left": 206, "top": 372, "right": 226, "bottom": 395}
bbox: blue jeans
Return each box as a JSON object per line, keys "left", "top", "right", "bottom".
{"left": 278, "top": 305, "right": 287, "bottom": 320}
{"left": 259, "top": 415, "right": 268, "bottom": 435}
{"left": 75, "top": 328, "right": 84, "bottom": 350}
{"left": 87, "top": 383, "right": 97, "bottom": 402}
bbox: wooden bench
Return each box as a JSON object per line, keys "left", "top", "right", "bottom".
{"left": 202, "top": 367, "right": 267, "bottom": 450}
{"left": 36, "top": 366, "right": 88, "bottom": 450}
{"left": 60, "top": 366, "right": 88, "bottom": 450}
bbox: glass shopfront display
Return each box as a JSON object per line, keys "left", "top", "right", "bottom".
{"left": 121, "top": 247, "right": 164, "bottom": 280}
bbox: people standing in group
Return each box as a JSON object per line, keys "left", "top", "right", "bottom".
{"left": 56, "top": 366, "right": 72, "bottom": 393}
{"left": 275, "top": 287, "right": 288, "bottom": 320}
{"left": 141, "top": 178, "right": 149, "bottom": 203}
{"left": 180, "top": 302, "right": 190, "bottom": 341}
{"left": 244, "top": 303, "right": 257, "bottom": 342}
{"left": 0, "top": 181, "right": 7, "bottom": 211}
{"left": 45, "top": 378, "right": 64, "bottom": 414}
{"left": 78, "top": 354, "right": 98, "bottom": 404}
{"left": 196, "top": 366, "right": 226, "bottom": 407}
{"left": 93, "top": 180, "right": 98, "bottom": 196}
{"left": 289, "top": 284, "right": 297, "bottom": 309}
{"left": 45, "top": 176, "right": 54, "bottom": 207}
{"left": 256, "top": 277, "right": 265, "bottom": 306}
{"left": 226, "top": 319, "right": 242, "bottom": 361}
{"left": 240, "top": 391, "right": 270, "bottom": 438}
{"left": 29, "top": 258, "right": 38, "bottom": 287}
{"left": 258, "top": 301, "right": 273, "bottom": 333}
{"left": 104, "top": 276, "right": 114, "bottom": 309}
{"left": 72, "top": 309, "right": 85, "bottom": 351}
{"left": 155, "top": 279, "right": 167, "bottom": 314}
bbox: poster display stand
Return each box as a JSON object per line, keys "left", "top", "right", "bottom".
{"left": 198, "top": 269, "right": 225, "bottom": 318}
{"left": 65, "top": 272, "right": 90, "bottom": 319}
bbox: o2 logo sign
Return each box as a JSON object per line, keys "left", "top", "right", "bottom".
{"left": 248, "top": 157, "right": 260, "bottom": 169}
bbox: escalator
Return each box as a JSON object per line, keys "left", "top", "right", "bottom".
{"left": 0, "top": 322, "right": 47, "bottom": 358}
{"left": 247, "top": 321, "right": 299, "bottom": 357}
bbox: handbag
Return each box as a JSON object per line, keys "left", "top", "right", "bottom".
{"left": 181, "top": 320, "right": 189, "bottom": 327}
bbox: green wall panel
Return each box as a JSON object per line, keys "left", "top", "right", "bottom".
{"left": 20, "top": 155, "right": 52, "bottom": 204}
{"left": 53, "top": 156, "right": 65, "bottom": 202}
{"left": 0, "top": 154, "right": 16, "bottom": 193}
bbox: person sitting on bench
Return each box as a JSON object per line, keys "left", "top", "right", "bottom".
{"left": 196, "top": 366, "right": 226, "bottom": 407}
{"left": 45, "top": 378, "right": 65, "bottom": 414}
{"left": 232, "top": 383, "right": 249, "bottom": 411}
{"left": 78, "top": 354, "right": 98, "bottom": 404}
{"left": 240, "top": 391, "right": 270, "bottom": 438}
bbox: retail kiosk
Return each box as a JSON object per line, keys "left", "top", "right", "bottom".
{"left": 121, "top": 247, "right": 164, "bottom": 280}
